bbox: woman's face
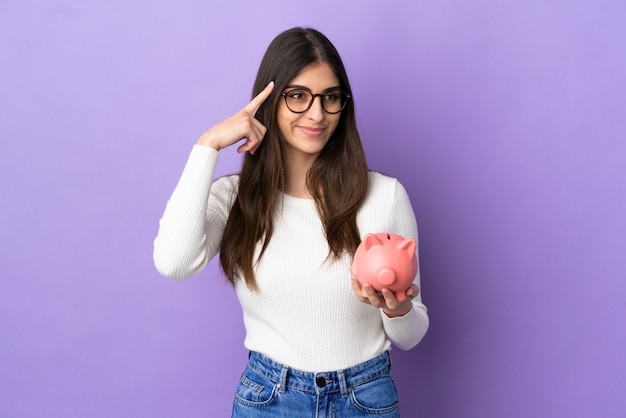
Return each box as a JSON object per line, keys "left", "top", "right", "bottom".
{"left": 277, "top": 62, "right": 342, "bottom": 162}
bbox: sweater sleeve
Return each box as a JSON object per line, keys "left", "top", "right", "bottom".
{"left": 153, "top": 145, "right": 234, "bottom": 280}
{"left": 380, "top": 179, "right": 430, "bottom": 350}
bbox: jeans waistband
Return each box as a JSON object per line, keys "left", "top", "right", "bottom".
{"left": 246, "top": 351, "right": 391, "bottom": 396}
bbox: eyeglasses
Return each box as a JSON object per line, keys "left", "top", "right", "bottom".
{"left": 280, "top": 87, "right": 351, "bottom": 114}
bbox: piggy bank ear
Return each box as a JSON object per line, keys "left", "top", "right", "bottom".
{"left": 398, "top": 238, "right": 416, "bottom": 256}
{"left": 363, "top": 234, "right": 383, "bottom": 252}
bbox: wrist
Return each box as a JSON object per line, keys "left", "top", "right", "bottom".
{"left": 382, "top": 303, "right": 412, "bottom": 318}
{"left": 196, "top": 131, "right": 221, "bottom": 151}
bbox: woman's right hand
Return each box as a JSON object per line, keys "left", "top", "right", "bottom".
{"left": 196, "top": 81, "right": 275, "bottom": 155}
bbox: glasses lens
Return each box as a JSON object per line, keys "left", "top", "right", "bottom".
{"left": 285, "top": 89, "right": 312, "bottom": 113}
{"left": 321, "top": 90, "right": 345, "bottom": 113}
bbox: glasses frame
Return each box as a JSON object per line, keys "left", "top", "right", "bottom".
{"left": 280, "top": 87, "right": 351, "bottom": 114}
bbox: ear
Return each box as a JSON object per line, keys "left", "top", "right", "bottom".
{"left": 398, "top": 238, "right": 416, "bottom": 256}
{"left": 363, "top": 234, "right": 382, "bottom": 252}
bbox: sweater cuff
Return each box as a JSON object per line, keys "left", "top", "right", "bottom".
{"left": 381, "top": 303, "right": 429, "bottom": 350}
{"left": 190, "top": 144, "right": 220, "bottom": 165}
{"left": 177, "top": 145, "right": 220, "bottom": 189}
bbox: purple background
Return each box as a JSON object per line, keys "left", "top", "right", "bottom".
{"left": 2, "top": 1, "right": 625, "bottom": 417}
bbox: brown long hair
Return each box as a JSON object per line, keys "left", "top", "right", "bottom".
{"left": 219, "top": 27, "right": 369, "bottom": 291}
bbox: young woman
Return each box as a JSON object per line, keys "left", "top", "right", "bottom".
{"left": 154, "top": 27, "right": 429, "bottom": 417}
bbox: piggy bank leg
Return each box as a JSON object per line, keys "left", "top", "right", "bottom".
{"left": 395, "top": 290, "right": 407, "bottom": 302}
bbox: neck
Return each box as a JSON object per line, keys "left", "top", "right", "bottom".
{"left": 283, "top": 152, "right": 317, "bottom": 199}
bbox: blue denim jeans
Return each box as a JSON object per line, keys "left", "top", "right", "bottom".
{"left": 231, "top": 351, "right": 401, "bottom": 417}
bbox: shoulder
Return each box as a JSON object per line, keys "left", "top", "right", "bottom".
{"left": 365, "top": 171, "right": 414, "bottom": 213}
{"left": 358, "top": 171, "right": 416, "bottom": 236}
{"left": 368, "top": 170, "right": 397, "bottom": 186}
{"left": 213, "top": 173, "right": 239, "bottom": 191}
{"left": 367, "top": 171, "right": 408, "bottom": 198}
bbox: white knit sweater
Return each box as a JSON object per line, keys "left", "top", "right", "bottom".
{"left": 154, "top": 145, "right": 429, "bottom": 372}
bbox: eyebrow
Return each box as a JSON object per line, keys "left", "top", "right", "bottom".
{"left": 284, "top": 84, "right": 342, "bottom": 93}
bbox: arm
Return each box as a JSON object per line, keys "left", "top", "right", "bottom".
{"left": 153, "top": 146, "right": 228, "bottom": 279}
{"left": 351, "top": 179, "right": 429, "bottom": 349}
{"left": 153, "top": 81, "right": 275, "bottom": 279}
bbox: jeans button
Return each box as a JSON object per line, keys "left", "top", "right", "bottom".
{"left": 316, "top": 377, "right": 326, "bottom": 388}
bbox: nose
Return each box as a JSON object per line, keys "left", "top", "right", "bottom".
{"left": 305, "top": 95, "right": 325, "bottom": 121}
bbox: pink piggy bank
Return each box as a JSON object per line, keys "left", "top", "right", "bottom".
{"left": 351, "top": 233, "right": 418, "bottom": 302}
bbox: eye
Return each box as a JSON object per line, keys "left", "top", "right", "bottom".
{"left": 324, "top": 91, "right": 340, "bottom": 102}
{"left": 287, "top": 90, "right": 308, "bottom": 101}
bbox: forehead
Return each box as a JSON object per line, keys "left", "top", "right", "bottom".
{"left": 288, "top": 62, "right": 340, "bottom": 89}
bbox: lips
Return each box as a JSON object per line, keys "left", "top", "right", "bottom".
{"left": 297, "top": 126, "right": 326, "bottom": 137}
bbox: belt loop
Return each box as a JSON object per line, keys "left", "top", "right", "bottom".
{"left": 338, "top": 370, "right": 349, "bottom": 398}
{"left": 278, "top": 364, "right": 289, "bottom": 393}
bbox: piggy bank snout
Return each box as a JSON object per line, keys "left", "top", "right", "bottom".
{"left": 377, "top": 268, "right": 397, "bottom": 286}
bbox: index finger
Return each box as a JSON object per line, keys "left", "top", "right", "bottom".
{"left": 244, "top": 81, "right": 275, "bottom": 116}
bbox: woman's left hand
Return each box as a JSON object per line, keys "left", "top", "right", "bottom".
{"left": 351, "top": 276, "right": 419, "bottom": 318}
